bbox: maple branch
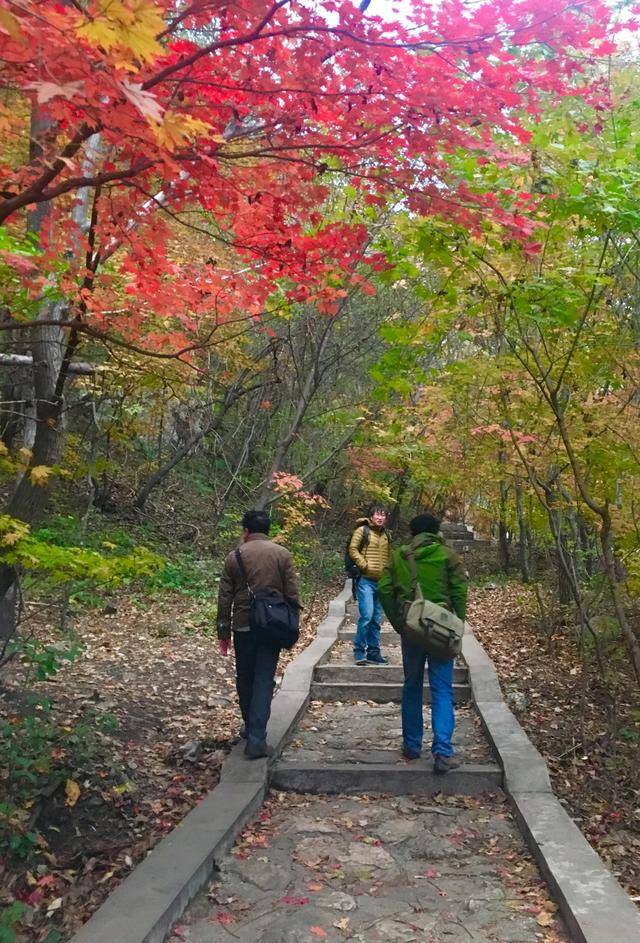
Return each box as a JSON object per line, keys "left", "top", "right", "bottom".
{"left": 0, "top": 160, "right": 154, "bottom": 223}
{"left": 0, "top": 122, "right": 99, "bottom": 224}
{"left": 552, "top": 230, "right": 611, "bottom": 397}
{"left": 143, "top": 0, "right": 292, "bottom": 91}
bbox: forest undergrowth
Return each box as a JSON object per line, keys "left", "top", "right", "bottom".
{"left": 470, "top": 583, "right": 640, "bottom": 903}
{"left": 0, "top": 492, "right": 344, "bottom": 943}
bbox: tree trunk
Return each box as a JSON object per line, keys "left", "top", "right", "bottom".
{"left": 256, "top": 354, "right": 329, "bottom": 508}
{"left": 0, "top": 102, "right": 74, "bottom": 641}
{"left": 515, "top": 475, "right": 531, "bottom": 582}
{"left": 600, "top": 517, "right": 640, "bottom": 686}
{"left": 134, "top": 380, "right": 260, "bottom": 510}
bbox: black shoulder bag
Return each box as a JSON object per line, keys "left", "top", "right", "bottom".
{"left": 234, "top": 549, "right": 301, "bottom": 650}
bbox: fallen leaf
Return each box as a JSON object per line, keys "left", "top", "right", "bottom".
{"left": 536, "top": 910, "right": 555, "bottom": 927}
{"left": 310, "top": 928, "right": 327, "bottom": 939}
{"left": 65, "top": 779, "right": 81, "bottom": 807}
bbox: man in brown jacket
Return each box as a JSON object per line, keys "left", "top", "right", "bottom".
{"left": 217, "top": 509, "right": 300, "bottom": 759}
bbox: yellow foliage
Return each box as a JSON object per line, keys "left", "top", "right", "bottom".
{"left": 0, "top": 8, "right": 21, "bottom": 39}
{"left": 65, "top": 779, "right": 81, "bottom": 808}
{"left": 76, "top": 0, "right": 164, "bottom": 67}
{"left": 17, "top": 446, "right": 32, "bottom": 465}
{"left": 154, "top": 112, "right": 211, "bottom": 151}
{"left": 1, "top": 530, "right": 22, "bottom": 547}
{"left": 30, "top": 465, "right": 52, "bottom": 486}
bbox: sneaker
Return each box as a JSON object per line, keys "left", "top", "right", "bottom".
{"left": 402, "top": 746, "right": 421, "bottom": 761}
{"left": 244, "top": 742, "right": 274, "bottom": 760}
{"left": 354, "top": 656, "right": 367, "bottom": 666}
{"left": 366, "top": 653, "right": 388, "bottom": 666}
{"left": 433, "top": 754, "right": 460, "bottom": 775}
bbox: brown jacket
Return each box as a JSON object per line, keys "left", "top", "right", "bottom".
{"left": 216, "top": 533, "right": 300, "bottom": 640}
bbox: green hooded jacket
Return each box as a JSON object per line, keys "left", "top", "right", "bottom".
{"left": 377, "top": 532, "right": 468, "bottom": 632}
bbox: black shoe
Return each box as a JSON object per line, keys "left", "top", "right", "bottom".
{"left": 239, "top": 724, "right": 247, "bottom": 740}
{"left": 354, "top": 656, "right": 367, "bottom": 666}
{"left": 244, "top": 742, "right": 274, "bottom": 760}
{"left": 433, "top": 754, "right": 459, "bottom": 775}
{"left": 366, "top": 653, "right": 388, "bottom": 665}
{"left": 402, "top": 746, "right": 421, "bottom": 761}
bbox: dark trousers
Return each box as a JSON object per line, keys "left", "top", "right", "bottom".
{"left": 233, "top": 631, "right": 279, "bottom": 748}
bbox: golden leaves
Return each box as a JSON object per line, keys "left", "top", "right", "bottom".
{"left": 30, "top": 465, "right": 53, "bottom": 486}
{"left": 0, "top": 7, "right": 21, "bottom": 40}
{"left": 154, "top": 112, "right": 211, "bottom": 152}
{"left": 75, "top": 0, "right": 164, "bottom": 68}
{"left": 65, "top": 779, "right": 81, "bottom": 808}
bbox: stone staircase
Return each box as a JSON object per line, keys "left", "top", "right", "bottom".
{"left": 311, "top": 607, "right": 471, "bottom": 704}
{"left": 272, "top": 595, "right": 501, "bottom": 796}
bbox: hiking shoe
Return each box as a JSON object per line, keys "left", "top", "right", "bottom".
{"left": 244, "top": 742, "right": 274, "bottom": 760}
{"left": 366, "top": 653, "right": 388, "bottom": 665}
{"left": 354, "top": 656, "right": 367, "bottom": 666}
{"left": 433, "top": 754, "right": 460, "bottom": 775}
{"left": 402, "top": 746, "right": 421, "bottom": 761}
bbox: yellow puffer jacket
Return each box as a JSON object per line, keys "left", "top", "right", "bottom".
{"left": 349, "top": 517, "right": 391, "bottom": 581}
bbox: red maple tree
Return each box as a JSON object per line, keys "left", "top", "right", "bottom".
{"left": 0, "top": 0, "right": 619, "bottom": 351}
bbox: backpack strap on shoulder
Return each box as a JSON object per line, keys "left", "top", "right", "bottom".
{"left": 359, "top": 523, "right": 370, "bottom": 551}
{"left": 402, "top": 546, "right": 424, "bottom": 600}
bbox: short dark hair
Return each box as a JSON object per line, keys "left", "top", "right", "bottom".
{"left": 410, "top": 512, "right": 441, "bottom": 536}
{"left": 242, "top": 509, "right": 270, "bottom": 535}
{"left": 369, "top": 503, "right": 388, "bottom": 517}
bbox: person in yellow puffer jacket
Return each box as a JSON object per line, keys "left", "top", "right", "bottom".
{"left": 348, "top": 505, "right": 391, "bottom": 665}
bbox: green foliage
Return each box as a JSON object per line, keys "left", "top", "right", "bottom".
{"left": 145, "top": 554, "right": 220, "bottom": 599}
{"left": 0, "top": 901, "right": 27, "bottom": 943}
{"left": 1, "top": 515, "right": 161, "bottom": 587}
{"left": 0, "top": 696, "right": 119, "bottom": 861}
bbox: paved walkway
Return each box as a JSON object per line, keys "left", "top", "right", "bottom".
{"left": 282, "top": 701, "right": 493, "bottom": 767}
{"left": 168, "top": 609, "right": 569, "bottom": 942}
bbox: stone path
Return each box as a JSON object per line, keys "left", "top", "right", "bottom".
{"left": 168, "top": 606, "right": 571, "bottom": 942}
{"left": 169, "top": 791, "right": 568, "bottom": 943}
{"left": 282, "top": 701, "right": 493, "bottom": 766}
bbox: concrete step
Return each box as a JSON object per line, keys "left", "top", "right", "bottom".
{"left": 315, "top": 664, "right": 469, "bottom": 684}
{"left": 310, "top": 681, "right": 472, "bottom": 704}
{"left": 272, "top": 761, "right": 502, "bottom": 796}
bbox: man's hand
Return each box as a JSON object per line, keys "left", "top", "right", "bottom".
{"left": 218, "top": 638, "right": 230, "bottom": 657}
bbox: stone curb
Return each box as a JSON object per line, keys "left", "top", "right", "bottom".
{"left": 69, "top": 582, "right": 352, "bottom": 943}
{"left": 463, "top": 627, "right": 640, "bottom": 943}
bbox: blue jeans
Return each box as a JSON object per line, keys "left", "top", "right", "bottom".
{"left": 233, "top": 632, "right": 279, "bottom": 749}
{"left": 401, "top": 637, "right": 455, "bottom": 757}
{"left": 354, "top": 577, "right": 385, "bottom": 660}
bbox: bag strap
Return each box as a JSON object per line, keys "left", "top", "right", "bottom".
{"left": 234, "top": 548, "right": 254, "bottom": 600}
{"left": 402, "top": 546, "right": 424, "bottom": 600}
{"left": 359, "top": 523, "right": 370, "bottom": 552}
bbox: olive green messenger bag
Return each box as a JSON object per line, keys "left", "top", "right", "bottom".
{"left": 401, "top": 547, "right": 465, "bottom": 659}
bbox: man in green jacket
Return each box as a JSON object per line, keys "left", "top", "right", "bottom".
{"left": 378, "top": 512, "right": 467, "bottom": 774}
